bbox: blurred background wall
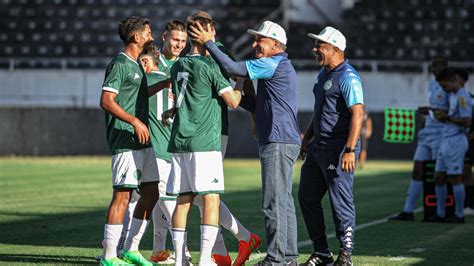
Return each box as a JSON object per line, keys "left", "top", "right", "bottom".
{"left": 1, "top": 0, "right": 473, "bottom": 158}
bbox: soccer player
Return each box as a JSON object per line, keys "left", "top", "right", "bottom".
{"left": 427, "top": 68, "right": 471, "bottom": 223}
{"left": 389, "top": 56, "right": 449, "bottom": 221}
{"left": 457, "top": 69, "right": 474, "bottom": 216}
{"left": 100, "top": 17, "right": 159, "bottom": 266}
{"left": 165, "top": 13, "right": 244, "bottom": 266}
{"left": 138, "top": 43, "right": 180, "bottom": 264}
{"left": 158, "top": 17, "right": 261, "bottom": 266}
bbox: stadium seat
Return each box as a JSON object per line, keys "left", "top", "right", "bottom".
{"left": 1, "top": 0, "right": 471, "bottom": 66}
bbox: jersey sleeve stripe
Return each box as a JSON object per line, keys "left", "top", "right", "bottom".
{"left": 218, "top": 86, "right": 233, "bottom": 96}
{"left": 102, "top": 86, "right": 119, "bottom": 94}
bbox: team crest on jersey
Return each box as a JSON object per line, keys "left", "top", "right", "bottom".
{"left": 134, "top": 73, "right": 140, "bottom": 80}
{"left": 460, "top": 96, "right": 467, "bottom": 109}
{"left": 324, "top": 80, "right": 332, "bottom": 91}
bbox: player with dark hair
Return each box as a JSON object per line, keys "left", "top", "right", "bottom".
{"left": 137, "top": 43, "right": 182, "bottom": 264}
{"left": 158, "top": 19, "right": 187, "bottom": 77}
{"left": 100, "top": 16, "right": 157, "bottom": 266}
{"left": 426, "top": 68, "right": 471, "bottom": 223}
{"left": 390, "top": 56, "right": 449, "bottom": 221}
{"left": 165, "top": 12, "right": 244, "bottom": 266}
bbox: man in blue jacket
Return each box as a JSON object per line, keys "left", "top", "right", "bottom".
{"left": 189, "top": 20, "right": 301, "bottom": 265}
{"left": 299, "top": 26, "right": 364, "bottom": 266}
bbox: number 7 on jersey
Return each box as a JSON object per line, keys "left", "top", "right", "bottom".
{"left": 175, "top": 72, "right": 189, "bottom": 108}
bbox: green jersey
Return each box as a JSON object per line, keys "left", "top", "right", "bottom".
{"left": 102, "top": 52, "right": 150, "bottom": 155}
{"left": 168, "top": 54, "right": 232, "bottom": 153}
{"left": 158, "top": 52, "right": 178, "bottom": 78}
{"left": 159, "top": 48, "right": 231, "bottom": 136}
{"left": 147, "top": 70, "right": 173, "bottom": 161}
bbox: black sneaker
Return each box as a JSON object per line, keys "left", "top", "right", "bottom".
{"left": 388, "top": 212, "right": 414, "bottom": 221}
{"left": 443, "top": 215, "right": 465, "bottom": 224}
{"left": 300, "top": 252, "right": 334, "bottom": 266}
{"left": 422, "top": 214, "right": 445, "bottom": 223}
{"left": 334, "top": 251, "right": 352, "bottom": 266}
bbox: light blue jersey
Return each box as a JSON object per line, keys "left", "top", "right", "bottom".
{"left": 413, "top": 79, "right": 450, "bottom": 161}
{"left": 435, "top": 87, "right": 471, "bottom": 175}
{"left": 425, "top": 79, "right": 450, "bottom": 128}
{"left": 443, "top": 87, "right": 472, "bottom": 137}
{"left": 245, "top": 56, "right": 283, "bottom": 80}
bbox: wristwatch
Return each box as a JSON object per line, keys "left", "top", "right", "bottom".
{"left": 344, "top": 147, "right": 355, "bottom": 153}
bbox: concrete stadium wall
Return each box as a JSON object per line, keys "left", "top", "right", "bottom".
{"left": 0, "top": 108, "right": 421, "bottom": 159}
{"left": 0, "top": 69, "right": 453, "bottom": 158}
{"left": 5, "top": 70, "right": 474, "bottom": 111}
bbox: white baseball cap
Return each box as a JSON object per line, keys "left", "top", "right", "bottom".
{"left": 307, "top": 26, "right": 346, "bottom": 51}
{"left": 247, "top": 21, "right": 287, "bottom": 45}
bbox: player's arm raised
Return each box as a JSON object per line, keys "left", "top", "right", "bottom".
{"left": 100, "top": 91, "right": 149, "bottom": 144}
{"left": 148, "top": 78, "right": 172, "bottom": 97}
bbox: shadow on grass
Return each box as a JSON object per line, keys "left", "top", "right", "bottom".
{"left": 3, "top": 168, "right": 467, "bottom": 265}
{"left": 0, "top": 253, "right": 96, "bottom": 264}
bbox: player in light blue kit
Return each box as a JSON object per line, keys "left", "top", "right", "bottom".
{"left": 425, "top": 68, "right": 472, "bottom": 223}
{"left": 390, "top": 56, "right": 449, "bottom": 221}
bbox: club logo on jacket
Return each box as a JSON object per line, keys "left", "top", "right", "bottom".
{"left": 324, "top": 80, "right": 332, "bottom": 91}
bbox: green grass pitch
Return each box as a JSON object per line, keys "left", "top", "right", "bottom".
{"left": 0, "top": 157, "right": 473, "bottom": 265}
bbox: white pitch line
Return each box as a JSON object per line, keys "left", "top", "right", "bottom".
{"left": 298, "top": 207, "right": 423, "bottom": 248}
{"left": 248, "top": 207, "right": 423, "bottom": 261}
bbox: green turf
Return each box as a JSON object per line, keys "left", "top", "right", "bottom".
{"left": 0, "top": 158, "right": 473, "bottom": 265}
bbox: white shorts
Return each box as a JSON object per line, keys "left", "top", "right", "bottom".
{"left": 167, "top": 151, "right": 224, "bottom": 196}
{"left": 156, "top": 157, "right": 176, "bottom": 200}
{"left": 111, "top": 148, "right": 159, "bottom": 188}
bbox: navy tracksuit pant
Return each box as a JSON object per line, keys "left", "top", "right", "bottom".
{"left": 298, "top": 143, "right": 359, "bottom": 254}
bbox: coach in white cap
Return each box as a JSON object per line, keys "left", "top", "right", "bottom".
{"left": 189, "top": 21, "right": 301, "bottom": 265}
{"left": 299, "top": 26, "right": 364, "bottom": 266}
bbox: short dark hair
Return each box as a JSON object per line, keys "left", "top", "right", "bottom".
{"left": 454, "top": 68, "right": 469, "bottom": 82}
{"left": 436, "top": 68, "right": 458, "bottom": 82}
{"left": 118, "top": 17, "right": 150, "bottom": 45}
{"left": 139, "top": 43, "right": 160, "bottom": 65}
{"left": 165, "top": 19, "right": 186, "bottom": 33}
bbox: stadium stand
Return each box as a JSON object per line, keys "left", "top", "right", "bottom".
{"left": 286, "top": 0, "right": 474, "bottom": 64}
{"left": 3, "top": 0, "right": 472, "bottom": 70}
{"left": 0, "top": 0, "right": 279, "bottom": 69}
